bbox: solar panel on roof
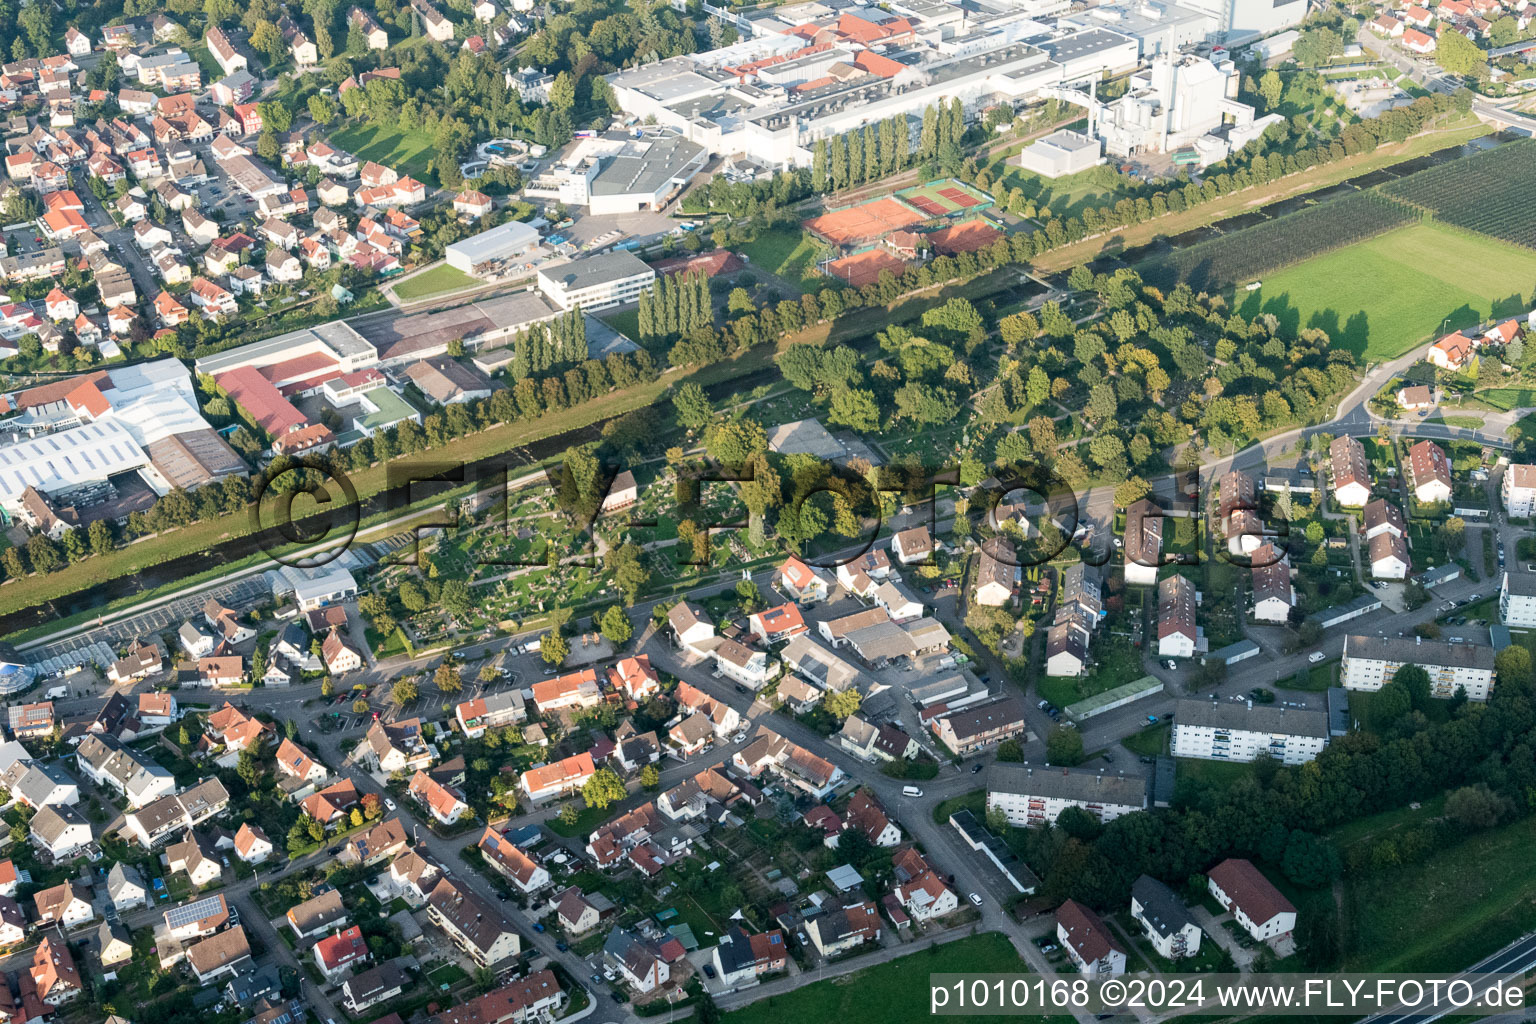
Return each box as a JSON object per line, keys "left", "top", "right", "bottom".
{"left": 165, "top": 893, "right": 225, "bottom": 929}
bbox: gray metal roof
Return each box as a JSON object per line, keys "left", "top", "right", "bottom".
{"left": 1172, "top": 698, "right": 1329, "bottom": 738}
{"left": 1342, "top": 634, "right": 1495, "bottom": 671}
{"left": 1131, "top": 875, "right": 1196, "bottom": 939}
{"left": 987, "top": 762, "right": 1148, "bottom": 808}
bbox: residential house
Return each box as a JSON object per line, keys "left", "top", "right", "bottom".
{"left": 476, "top": 827, "right": 550, "bottom": 894}
{"left": 1171, "top": 699, "right": 1329, "bottom": 765}
{"left": 431, "top": 971, "right": 565, "bottom": 1024}
{"left": 1123, "top": 498, "right": 1165, "bottom": 585}
{"left": 712, "top": 639, "right": 771, "bottom": 690}
{"left": 930, "top": 697, "right": 1026, "bottom": 755}
{"left": 426, "top": 877, "right": 521, "bottom": 966}
{"left": 1130, "top": 875, "right": 1201, "bottom": 960}
{"left": 1250, "top": 543, "right": 1295, "bottom": 622}
{"left": 973, "top": 549, "right": 1016, "bottom": 607}
{"left": 842, "top": 789, "right": 901, "bottom": 847}
{"left": 1056, "top": 899, "right": 1126, "bottom": 976}
{"left": 341, "top": 961, "right": 407, "bottom": 1015}
{"left": 234, "top": 823, "right": 273, "bottom": 864}
{"left": 407, "top": 770, "right": 470, "bottom": 825}
{"left": 166, "top": 833, "right": 222, "bottom": 888}
{"left": 1502, "top": 464, "right": 1536, "bottom": 519}
{"left": 749, "top": 604, "right": 807, "bottom": 644}
{"left": 454, "top": 690, "right": 526, "bottom": 738}
{"left": 1330, "top": 435, "right": 1372, "bottom": 507}
{"left": 385, "top": 850, "right": 441, "bottom": 907}
{"left": 779, "top": 556, "right": 830, "bottom": 602}
{"left": 1407, "top": 440, "right": 1453, "bottom": 505}
{"left": 1341, "top": 634, "right": 1496, "bottom": 701}
{"left": 342, "top": 817, "right": 410, "bottom": 866}
{"left": 1207, "top": 859, "right": 1296, "bottom": 943}
{"left": 805, "top": 900, "right": 881, "bottom": 957}
{"left": 106, "top": 862, "right": 147, "bottom": 911}
{"left": 123, "top": 778, "right": 231, "bottom": 848}
{"left": 668, "top": 601, "right": 716, "bottom": 653}
{"left": 530, "top": 668, "right": 601, "bottom": 713}
{"left": 602, "top": 929, "right": 670, "bottom": 993}
{"left": 26, "top": 937, "right": 81, "bottom": 1005}
{"left": 520, "top": 752, "right": 596, "bottom": 802}
{"left": 314, "top": 925, "right": 370, "bottom": 983}
{"left": 187, "top": 926, "right": 253, "bottom": 984}
{"left": 363, "top": 718, "right": 435, "bottom": 773}
{"left": 33, "top": 882, "right": 94, "bottom": 930}
{"left": 890, "top": 525, "right": 933, "bottom": 565}
{"left": 891, "top": 847, "right": 957, "bottom": 922}
{"left": 608, "top": 655, "right": 660, "bottom": 702}
{"left": 712, "top": 925, "right": 788, "bottom": 987}
{"left": 31, "top": 803, "right": 92, "bottom": 859}
{"left": 1157, "top": 574, "right": 1199, "bottom": 658}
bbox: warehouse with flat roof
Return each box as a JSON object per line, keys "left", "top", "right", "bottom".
{"left": 444, "top": 220, "right": 543, "bottom": 277}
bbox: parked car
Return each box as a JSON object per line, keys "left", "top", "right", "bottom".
{"left": 703, "top": 964, "right": 717, "bottom": 979}
{"left": 968, "top": 892, "right": 983, "bottom": 906}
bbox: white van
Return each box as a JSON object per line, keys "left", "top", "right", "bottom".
{"left": 1307, "top": 651, "right": 1326, "bottom": 664}
{"left": 44, "top": 685, "right": 68, "bottom": 700}
{"left": 902, "top": 785, "right": 923, "bottom": 798}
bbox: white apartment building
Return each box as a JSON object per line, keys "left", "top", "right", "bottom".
{"left": 536, "top": 251, "right": 655, "bottom": 311}
{"left": 1170, "top": 699, "right": 1329, "bottom": 766}
{"left": 1503, "top": 464, "right": 1536, "bottom": 519}
{"left": 1502, "top": 570, "right": 1536, "bottom": 627}
{"left": 1340, "top": 634, "right": 1497, "bottom": 700}
{"left": 986, "top": 763, "right": 1146, "bottom": 827}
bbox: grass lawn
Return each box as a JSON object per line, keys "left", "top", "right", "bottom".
{"left": 1468, "top": 387, "right": 1536, "bottom": 411}
{"left": 393, "top": 264, "right": 477, "bottom": 301}
{"left": 722, "top": 933, "right": 1072, "bottom": 1024}
{"left": 1121, "top": 722, "right": 1171, "bottom": 758}
{"left": 600, "top": 308, "right": 641, "bottom": 340}
{"left": 1234, "top": 221, "right": 1536, "bottom": 361}
{"left": 427, "top": 963, "right": 468, "bottom": 987}
{"left": 1341, "top": 815, "right": 1536, "bottom": 971}
{"left": 330, "top": 123, "right": 438, "bottom": 183}
{"left": 1172, "top": 757, "right": 1255, "bottom": 800}
{"left": 547, "top": 802, "right": 613, "bottom": 837}
{"left": 1031, "top": 118, "right": 1491, "bottom": 272}
{"left": 931, "top": 788, "right": 985, "bottom": 825}
{"left": 735, "top": 227, "right": 829, "bottom": 293}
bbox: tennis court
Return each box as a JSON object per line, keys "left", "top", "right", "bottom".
{"left": 896, "top": 178, "right": 993, "bottom": 218}
{"left": 928, "top": 217, "right": 1004, "bottom": 255}
{"left": 825, "top": 248, "right": 909, "bottom": 287}
{"left": 803, "top": 196, "right": 925, "bottom": 247}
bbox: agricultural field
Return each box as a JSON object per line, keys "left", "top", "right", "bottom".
{"left": 1233, "top": 221, "right": 1536, "bottom": 359}
{"left": 1382, "top": 139, "right": 1536, "bottom": 250}
{"left": 1140, "top": 190, "right": 1419, "bottom": 292}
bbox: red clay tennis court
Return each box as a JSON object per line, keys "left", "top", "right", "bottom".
{"left": 928, "top": 218, "right": 1004, "bottom": 255}
{"left": 803, "top": 197, "right": 924, "bottom": 247}
{"left": 825, "top": 249, "right": 909, "bottom": 287}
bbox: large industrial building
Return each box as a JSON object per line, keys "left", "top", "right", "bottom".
{"left": 522, "top": 130, "right": 709, "bottom": 215}
{"left": 0, "top": 360, "right": 247, "bottom": 526}
{"left": 444, "top": 220, "right": 544, "bottom": 277}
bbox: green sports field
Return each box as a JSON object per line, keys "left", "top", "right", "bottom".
{"left": 1235, "top": 220, "right": 1536, "bottom": 361}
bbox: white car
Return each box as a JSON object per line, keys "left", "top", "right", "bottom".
{"left": 968, "top": 893, "right": 983, "bottom": 907}
{"left": 384, "top": 798, "right": 397, "bottom": 812}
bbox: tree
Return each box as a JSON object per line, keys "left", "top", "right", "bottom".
{"left": 1392, "top": 664, "right": 1433, "bottom": 712}
{"left": 823, "top": 688, "right": 861, "bottom": 720}
{"left": 361, "top": 792, "right": 383, "bottom": 820}
{"left": 1437, "top": 516, "right": 1466, "bottom": 554}
{"left": 1437, "top": 31, "right": 1488, "bottom": 78}
{"left": 1445, "top": 783, "right": 1510, "bottom": 830}
{"left": 598, "top": 605, "right": 633, "bottom": 647}
{"left": 558, "top": 803, "right": 579, "bottom": 826}
{"left": 1281, "top": 830, "right": 1340, "bottom": 888}
{"left": 479, "top": 664, "right": 499, "bottom": 683}
{"left": 581, "top": 767, "right": 626, "bottom": 810}
{"left": 350, "top": 807, "right": 365, "bottom": 829}
{"left": 352, "top": 698, "right": 370, "bottom": 713}
{"left": 609, "top": 542, "right": 650, "bottom": 605}
{"left": 236, "top": 748, "right": 263, "bottom": 788}
{"left": 541, "top": 632, "right": 569, "bottom": 665}
{"left": 640, "top": 764, "right": 660, "bottom": 789}
{"left": 1258, "top": 71, "right": 1283, "bottom": 111}
{"left": 434, "top": 661, "right": 462, "bottom": 694}
{"left": 1046, "top": 725, "right": 1084, "bottom": 766}
{"left": 392, "top": 677, "right": 419, "bottom": 704}
{"left": 672, "top": 382, "right": 713, "bottom": 430}
{"left": 440, "top": 579, "right": 472, "bottom": 619}
{"left": 1495, "top": 645, "right": 1532, "bottom": 688}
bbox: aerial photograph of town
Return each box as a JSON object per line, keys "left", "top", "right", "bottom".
{"left": 0, "top": 0, "right": 1532, "bottom": 1022}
